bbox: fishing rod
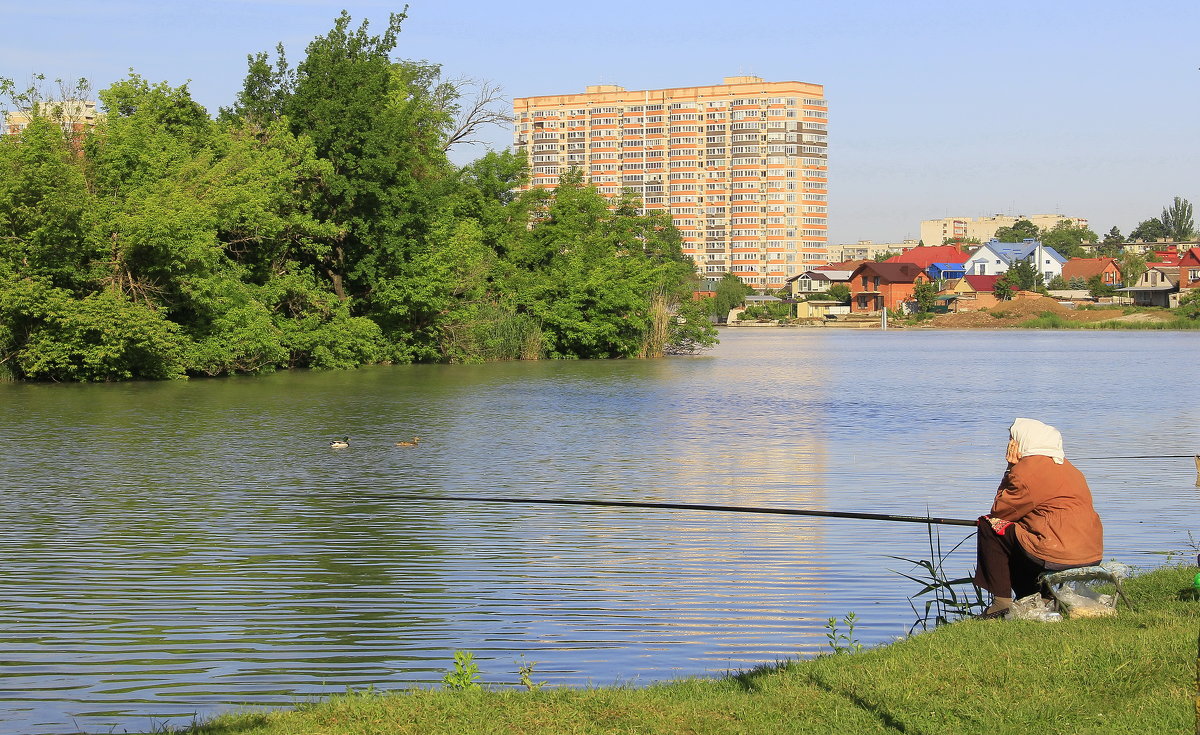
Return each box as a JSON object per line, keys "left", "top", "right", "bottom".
{"left": 377, "top": 494, "right": 979, "bottom": 527}
{"left": 1073, "top": 454, "right": 1198, "bottom": 460}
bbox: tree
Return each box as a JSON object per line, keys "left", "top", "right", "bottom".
{"left": 1160, "top": 196, "right": 1195, "bottom": 242}
{"left": 872, "top": 250, "right": 899, "bottom": 261}
{"left": 1086, "top": 274, "right": 1115, "bottom": 299}
{"left": 1040, "top": 220, "right": 1098, "bottom": 259}
{"left": 1096, "top": 226, "right": 1124, "bottom": 256}
{"left": 710, "top": 272, "right": 753, "bottom": 321}
{"left": 1118, "top": 251, "right": 1147, "bottom": 287}
{"left": 994, "top": 219, "right": 1039, "bottom": 242}
{"left": 825, "top": 283, "right": 851, "bottom": 303}
{"left": 1129, "top": 217, "right": 1167, "bottom": 243}
{"left": 1179, "top": 289, "right": 1200, "bottom": 320}
{"left": 1047, "top": 275, "right": 1068, "bottom": 289}
{"left": 1006, "top": 257, "right": 1044, "bottom": 291}
{"left": 911, "top": 280, "right": 938, "bottom": 313}
{"left": 993, "top": 272, "right": 1015, "bottom": 301}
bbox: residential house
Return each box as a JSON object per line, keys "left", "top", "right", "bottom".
{"left": 794, "top": 299, "right": 850, "bottom": 320}
{"left": 1062, "top": 257, "right": 1123, "bottom": 287}
{"left": 1116, "top": 266, "right": 1180, "bottom": 308}
{"left": 927, "top": 262, "right": 967, "bottom": 281}
{"left": 938, "top": 275, "right": 1002, "bottom": 311}
{"left": 847, "top": 262, "right": 930, "bottom": 313}
{"left": 786, "top": 269, "right": 853, "bottom": 299}
{"left": 883, "top": 245, "right": 969, "bottom": 269}
{"left": 964, "top": 239, "right": 1067, "bottom": 283}
{"left": 1176, "top": 247, "right": 1200, "bottom": 292}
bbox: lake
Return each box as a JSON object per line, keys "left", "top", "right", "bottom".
{"left": 1, "top": 329, "right": 1197, "bottom": 734}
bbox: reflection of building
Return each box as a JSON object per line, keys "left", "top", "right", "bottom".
{"left": 4, "top": 100, "right": 99, "bottom": 140}
{"left": 920, "top": 214, "right": 1088, "bottom": 246}
{"left": 514, "top": 77, "right": 829, "bottom": 290}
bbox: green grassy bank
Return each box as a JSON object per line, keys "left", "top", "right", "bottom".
{"left": 177, "top": 567, "right": 1198, "bottom": 735}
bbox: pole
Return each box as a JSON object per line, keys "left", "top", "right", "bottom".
{"left": 375, "top": 494, "right": 978, "bottom": 527}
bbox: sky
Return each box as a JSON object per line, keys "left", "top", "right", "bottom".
{"left": 3, "top": 0, "right": 1198, "bottom": 245}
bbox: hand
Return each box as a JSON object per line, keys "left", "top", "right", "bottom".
{"left": 987, "top": 516, "right": 1013, "bottom": 535}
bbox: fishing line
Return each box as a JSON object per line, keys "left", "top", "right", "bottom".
{"left": 375, "top": 494, "right": 979, "bottom": 527}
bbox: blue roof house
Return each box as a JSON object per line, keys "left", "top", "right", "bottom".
{"left": 964, "top": 238, "right": 1067, "bottom": 283}
{"left": 927, "top": 262, "right": 967, "bottom": 280}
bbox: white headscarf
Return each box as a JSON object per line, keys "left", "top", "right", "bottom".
{"left": 1010, "top": 417, "right": 1065, "bottom": 464}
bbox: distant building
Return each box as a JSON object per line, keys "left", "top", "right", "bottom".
{"left": 3, "top": 100, "right": 99, "bottom": 139}
{"left": 920, "top": 214, "right": 1088, "bottom": 247}
{"left": 514, "top": 76, "right": 829, "bottom": 290}
{"left": 835, "top": 239, "right": 918, "bottom": 261}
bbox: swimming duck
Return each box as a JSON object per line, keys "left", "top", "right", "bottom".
{"left": 395, "top": 436, "right": 420, "bottom": 447}
{"left": 329, "top": 437, "right": 350, "bottom": 449}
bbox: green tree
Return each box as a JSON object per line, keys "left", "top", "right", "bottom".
{"left": 1040, "top": 220, "right": 1098, "bottom": 259}
{"left": 1160, "top": 196, "right": 1195, "bottom": 242}
{"left": 1178, "top": 289, "right": 1200, "bottom": 320}
{"left": 1047, "top": 275, "right": 1068, "bottom": 289}
{"left": 1118, "top": 251, "right": 1147, "bottom": 287}
{"left": 710, "top": 272, "right": 753, "bottom": 321}
{"left": 1086, "top": 274, "right": 1116, "bottom": 299}
{"left": 994, "top": 219, "right": 1039, "bottom": 242}
{"left": 1006, "top": 257, "right": 1044, "bottom": 291}
{"left": 825, "top": 283, "right": 851, "bottom": 303}
{"left": 1129, "top": 217, "right": 1167, "bottom": 243}
{"left": 993, "top": 272, "right": 1015, "bottom": 301}
{"left": 872, "top": 250, "right": 899, "bottom": 261}
{"left": 911, "top": 280, "right": 938, "bottom": 313}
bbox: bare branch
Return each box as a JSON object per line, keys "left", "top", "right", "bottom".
{"left": 441, "top": 77, "right": 513, "bottom": 152}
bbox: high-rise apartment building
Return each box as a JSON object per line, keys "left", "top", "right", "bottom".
{"left": 513, "top": 77, "right": 828, "bottom": 289}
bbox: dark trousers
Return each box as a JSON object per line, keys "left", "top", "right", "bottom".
{"left": 974, "top": 519, "right": 1051, "bottom": 599}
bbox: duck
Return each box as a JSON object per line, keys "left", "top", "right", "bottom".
{"left": 395, "top": 436, "right": 420, "bottom": 447}
{"left": 329, "top": 436, "right": 350, "bottom": 449}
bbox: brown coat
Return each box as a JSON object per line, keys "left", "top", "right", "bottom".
{"left": 990, "top": 455, "right": 1103, "bottom": 566}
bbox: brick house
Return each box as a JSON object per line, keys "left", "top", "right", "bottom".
{"left": 1178, "top": 247, "right": 1200, "bottom": 292}
{"left": 847, "top": 262, "right": 930, "bottom": 313}
{"left": 1062, "top": 257, "right": 1123, "bottom": 286}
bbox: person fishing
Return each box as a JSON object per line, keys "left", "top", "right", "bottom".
{"left": 975, "top": 417, "right": 1104, "bottom": 619}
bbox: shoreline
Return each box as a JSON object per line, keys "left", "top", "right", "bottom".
{"left": 166, "top": 566, "right": 1196, "bottom": 735}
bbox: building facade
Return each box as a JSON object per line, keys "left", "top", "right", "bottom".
{"left": 3, "top": 100, "right": 99, "bottom": 138}
{"left": 513, "top": 77, "right": 829, "bottom": 290}
{"left": 920, "top": 214, "right": 1088, "bottom": 247}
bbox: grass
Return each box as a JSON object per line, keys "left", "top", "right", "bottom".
{"left": 161, "top": 566, "right": 1199, "bottom": 735}
{"left": 1016, "top": 311, "right": 1200, "bottom": 330}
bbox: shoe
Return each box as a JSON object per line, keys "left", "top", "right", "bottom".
{"left": 976, "top": 607, "right": 1009, "bottom": 620}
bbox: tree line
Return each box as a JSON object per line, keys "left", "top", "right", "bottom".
{"left": 0, "top": 12, "right": 715, "bottom": 382}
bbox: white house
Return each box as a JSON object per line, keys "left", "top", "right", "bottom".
{"left": 964, "top": 239, "right": 1067, "bottom": 283}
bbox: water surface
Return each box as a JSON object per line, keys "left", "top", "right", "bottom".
{"left": 1, "top": 329, "right": 1196, "bottom": 734}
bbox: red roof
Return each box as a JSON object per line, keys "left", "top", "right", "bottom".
{"left": 883, "top": 245, "right": 969, "bottom": 268}
{"left": 1180, "top": 247, "right": 1200, "bottom": 266}
{"left": 850, "top": 262, "right": 928, "bottom": 284}
{"left": 1062, "top": 257, "right": 1120, "bottom": 281}
{"left": 819, "top": 259, "right": 870, "bottom": 271}
{"left": 964, "top": 275, "right": 1001, "bottom": 292}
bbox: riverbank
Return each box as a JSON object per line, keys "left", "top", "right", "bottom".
{"left": 176, "top": 566, "right": 1197, "bottom": 735}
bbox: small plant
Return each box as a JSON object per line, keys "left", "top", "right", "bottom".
{"left": 517, "top": 656, "right": 546, "bottom": 691}
{"left": 824, "top": 612, "right": 863, "bottom": 654}
{"left": 442, "top": 650, "right": 482, "bottom": 690}
{"left": 890, "top": 523, "right": 985, "bottom": 632}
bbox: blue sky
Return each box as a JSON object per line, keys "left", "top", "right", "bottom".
{"left": 3, "top": 0, "right": 1197, "bottom": 245}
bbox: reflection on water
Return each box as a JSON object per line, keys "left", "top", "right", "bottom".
{"left": 1, "top": 329, "right": 1197, "bottom": 734}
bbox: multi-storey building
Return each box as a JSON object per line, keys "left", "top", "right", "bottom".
{"left": 3, "top": 100, "right": 99, "bottom": 138}
{"left": 920, "top": 214, "right": 1089, "bottom": 247}
{"left": 513, "top": 76, "right": 828, "bottom": 290}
